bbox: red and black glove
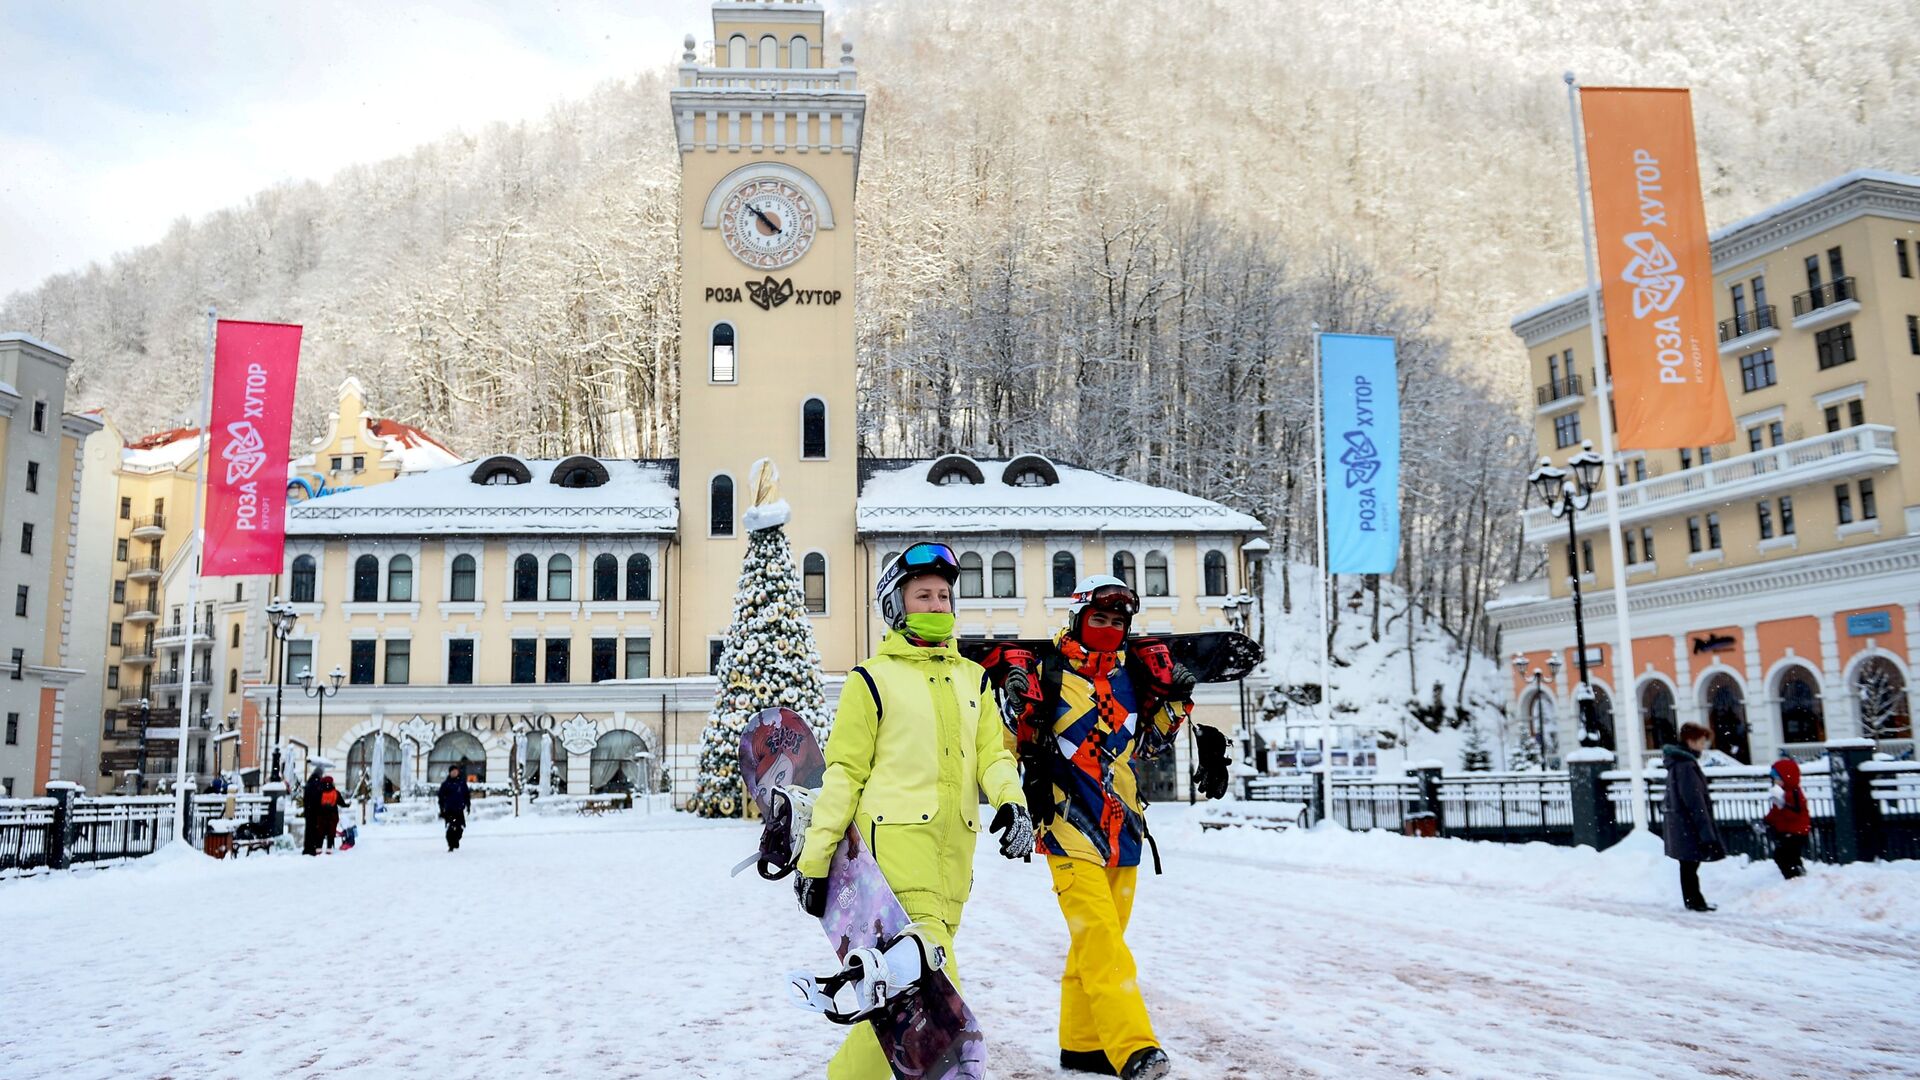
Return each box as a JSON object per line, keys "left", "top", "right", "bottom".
{"left": 984, "top": 645, "right": 1045, "bottom": 741}
{"left": 1132, "top": 638, "right": 1197, "bottom": 705}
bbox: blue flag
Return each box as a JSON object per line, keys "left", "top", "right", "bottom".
{"left": 1320, "top": 333, "right": 1400, "bottom": 574}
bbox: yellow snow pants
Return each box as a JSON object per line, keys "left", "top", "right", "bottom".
{"left": 826, "top": 909, "right": 959, "bottom": 1080}
{"left": 1051, "top": 856, "right": 1158, "bottom": 1072}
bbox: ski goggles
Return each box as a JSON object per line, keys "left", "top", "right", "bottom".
{"left": 896, "top": 542, "right": 960, "bottom": 575}
{"left": 1074, "top": 582, "right": 1139, "bottom": 616}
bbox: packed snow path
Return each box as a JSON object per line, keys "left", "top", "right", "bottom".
{"left": 5, "top": 807, "right": 1914, "bottom": 1079}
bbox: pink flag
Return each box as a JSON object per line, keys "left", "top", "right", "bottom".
{"left": 204, "top": 320, "right": 303, "bottom": 576}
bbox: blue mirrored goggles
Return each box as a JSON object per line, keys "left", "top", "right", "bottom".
{"left": 898, "top": 542, "right": 959, "bottom": 573}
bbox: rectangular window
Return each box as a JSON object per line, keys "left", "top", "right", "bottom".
{"left": 1899, "top": 238, "right": 1913, "bottom": 278}
{"left": 119, "top": 496, "right": 131, "bottom": 519}
{"left": 1687, "top": 516, "right": 1702, "bottom": 554}
{"left": 1752, "top": 274, "right": 1768, "bottom": 311}
{"left": 1769, "top": 420, "right": 1784, "bottom": 447}
{"left": 1828, "top": 246, "right": 1845, "bottom": 283}
{"left": 330, "top": 456, "right": 343, "bottom": 471}
{"left": 511, "top": 640, "right": 536, "bottom": 684}
{"left": 625, "top": 637, "right": 652, "bottom": 679}
{"left": 32, "top": 401, "right": 46, "bottom": 432}
{"left": 1849, "top": 399, "right": 1865, "bottom": 428}
{"left": 25, "top": 462, "right": 37, "bottom": 493}
{"left": 14, "top": 586, "right": 26, "bottom": 617}
{"left": 110, "top": 622, "right": 122, "bottom": 646}
{"left": 709, "top": 639, "right": 726, "bottom": 673}
{"left": 20, "top": 523, "right": 32, "bottom": 555}
{"left": 1680, "top": 448, "right": 1693, "bottom": 470}
{"left": 1908, "top": 315, "right": 1919, "bottom": 356}
{"left": 1580, "top": 539, "right": 1594, "bottom": 575}
{"left": 1780, "top": 496, "right": 1795, "bottom": 536}
{"left": 107, "top": 668, "right": 119, "bottom": 690}
{"left": 4, "top": 712, "right": 15, "bottom": 745}
{"left": 9, "top": 648, "right": 21, "bottom": 679}
{"left": 1553, "top": 412, "right": 1580, "bottom": 449}
{"left": 1757, "top": 501, "right": 1774, "bottom": 540}
{"left": 1825, "top": 405, "right": 1842, "bottom": 433}
{"left": 1624, "top": 531, "right": 1637, "bottom": 564}
{"left": 114, "top": 580, "right": 127, "bottom": 605}
{"left": 1747, "top": 427, "right": 1764, "bottom": 454}
{"left": 1835, "top": 484, "right": 1854, "bottom": 525}
{"left": 352, "top": 455, "right": 365, "bottom": 472}
{"left": 1815, "top": 323, "right": 1855, "bottom": 370}
{"left": 1859, "top": 478, "right": 1877, "bottom": 521}
{"left": 1705, "top": 513, "right": 1721, "bottom": 550}
{"left": 1730, "top": 282, "right": 1745, "bottom": 315}
{"left": 1805, "top": 254, "right": 1822, "bottom": 292}
{"left": 1633, "top": 459, "right": 1647, "bottom": 483}
{"left": 115, "top": 538, "right": 128, "bottom": 561}
{"left": 545, "top": 638, "right": 571, "bottom": 683}
{"left": 349, "top": 640, "right": 376, "bottom": 685}
{"left": 1547, "top": 352, "right": 1561, "bottom": 389}
{"left": 592, "top": 638, "right": 618, "bottom": 683}
{"left": 1641, "top": 527, "right": 1654, "bottom": 561}
{"left": 448, "top": 639, "right": 474, "bottom": 685}
{"left": 285, "top": 640, "right": 313, "bottom": 682}
{"left": 1738, "top": 348, "right": 1776, "bottom": 391}
{"left": 1699, "top": 445, "right": 1714, "bottom": 465}
{"left": 1, "top": 778, "right": 11, "bottom": 797}
{"left": 383, "top": 639, "right": 410, "bottom": 685}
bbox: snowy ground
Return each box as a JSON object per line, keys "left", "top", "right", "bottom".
{"left": 5, "top": 806, "right": 1916, "bottom": 1079}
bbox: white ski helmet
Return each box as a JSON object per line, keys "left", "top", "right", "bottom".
{"left": 875, "top": 542, "right": 961, "bottom": 631}
{"left": 1066, "top": 574, "right": 1140, "bottom": 634}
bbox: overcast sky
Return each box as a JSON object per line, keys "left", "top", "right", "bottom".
{"left": 0, "top": 1, "right": 718, "bottom": 299}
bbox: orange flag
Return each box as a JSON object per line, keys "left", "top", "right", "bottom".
{"left": 1580, "top": 87, "right": 1733, "bottom": 450}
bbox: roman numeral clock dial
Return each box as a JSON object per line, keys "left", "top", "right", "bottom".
{"left": 720, "top": 178, "right": 818, "bottom": 270}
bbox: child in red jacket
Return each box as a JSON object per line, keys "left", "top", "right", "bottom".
{"left": 1764, "top": 757, "right": 1811, "bottom": 880}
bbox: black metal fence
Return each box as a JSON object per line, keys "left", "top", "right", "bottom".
{"left": 2, "top": 788, "right": 280, "bottom": 878}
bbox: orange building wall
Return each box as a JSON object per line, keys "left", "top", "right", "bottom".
{"left": 1834, "top": 605, "right": 1905, "bottom": 668}
{"left": 32, "top": 687, "right": 57, "bottom": 792}
{"left": 1757, "top": 617, "right": 1823, "bottom": 677}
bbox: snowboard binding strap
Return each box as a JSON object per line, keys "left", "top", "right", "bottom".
{"left": 732, "top": 785, "right": 815, "bottom": 880}
{"left": 786, "top": 925, "right": 946, "bottom": 1025}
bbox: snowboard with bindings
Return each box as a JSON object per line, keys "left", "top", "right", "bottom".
{"left": 737, "top": 707, "right": 986, "bottom": 1079}
{"left": 960, "top": 629, "right": 1262, "bottom": 684}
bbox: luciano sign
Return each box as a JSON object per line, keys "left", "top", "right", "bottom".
{"left": 705, "top": 277, "right": 843, "bottom": 311}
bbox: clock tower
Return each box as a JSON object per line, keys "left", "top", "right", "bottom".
{"left": 670, "top": 1, "right": 866, "bottom": 675}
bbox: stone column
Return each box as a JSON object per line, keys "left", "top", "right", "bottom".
{"left": 1741, "top": 622, "right": 1766, "bottom": 761}
{"left": 1818, "top": 616, "right": 1849, "bottom": 738}
{"left": 1673, "top": 636, "right": 1698, "bottom": 731}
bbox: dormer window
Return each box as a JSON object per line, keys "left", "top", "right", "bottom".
{"left": 926, "top": 454, "right": 984, "bottom": 486}
{"left": 551, "top": 456, "right": 609, "bottom": 489}
{"left": 1009, "top": 470, "right": 1048, "bottom": 488}
{"left": 470, "top": 455, "right": 532, "bottom": 486}
{"left": 939, "top": 472, "right": 971, "bottom": 486}
{"left": 1001, "top": 454, "right": 1060, "bottom": 488}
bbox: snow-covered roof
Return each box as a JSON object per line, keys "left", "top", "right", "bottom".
{"left": 0, "top": 331, "right": 73, "bottom": 360}
{"left": 287, "top": 457, "right": 677, "bottom": 535}
{"left": 122, "top": 428, "right": 204, "bottom": 471}
{"left": 857, "top": 456, "right": 1263, "bottom": 535}
{"left": 367, "top": 417, "right": 461, "bottom": 473}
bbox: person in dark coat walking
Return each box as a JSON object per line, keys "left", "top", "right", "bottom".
{"left": 301, "top": 766, "right": 327, "bottom": 856}
{"left": 1663, "top": 720, "right": 1726, "bottom": 912}
{"left": 437, "top": 764, "right": 472, "bottom": 852}
{"left": 1765, "top": 757, "right": 1812, "bottom": 880}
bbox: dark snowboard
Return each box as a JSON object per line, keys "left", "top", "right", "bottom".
{"left": 739, "top": 707, "right": 986, "bottom": 1079}
{"left": 959, "top": 629, "right": 1262, "bottom": 683}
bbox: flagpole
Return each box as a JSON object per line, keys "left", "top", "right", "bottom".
{"left": 1564, "top": 73, "right": 1648, "bottom": 833}
{"left": 172, "top": 308, "right": 217, "bottom": 843}
{"left": 1311, "top": 327, "right": 1334, "bottom": 825}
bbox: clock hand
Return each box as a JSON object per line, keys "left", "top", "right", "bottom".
{"left": 749, "top": 203, "right": 779, "bottom": 232}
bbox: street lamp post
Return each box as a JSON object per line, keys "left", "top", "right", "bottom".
{"left": 1225, "top": 594, "right": 1256, "bottom": 785}
{"left": 299, "top": 664, "right": 346, "bottom": 771}
{"left": 133, "top": 697, "right": 152, "bottom": 795}
{"left": 266, "top": 599, "right": 298, "bottom": 783}
{"left": 1529, "top": 440, "right": 1607, "bottom": 750}
{"left": 1509, "top": 653, "right": 1563, "bottom": 767}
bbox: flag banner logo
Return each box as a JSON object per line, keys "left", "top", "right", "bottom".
{"left": 1321, "top": 333, "right": 1400, "bottom": 575}
{"left": 205, "top": 320, "right": 303, "bottom": 576}
{"left": 1579, "top": 87, "right": 1733, "bottom": 449}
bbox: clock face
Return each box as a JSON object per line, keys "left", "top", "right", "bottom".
{"left": 719, "top": 177, "right": 818, "bottom": 270}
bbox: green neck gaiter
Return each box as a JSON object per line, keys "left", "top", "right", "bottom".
{"left": 903, "top": 612, "right": 955, "bottom": 644}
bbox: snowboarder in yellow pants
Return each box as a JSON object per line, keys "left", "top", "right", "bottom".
{"left": 1049, "top": 857, "right": 1156, "bottom": 1071}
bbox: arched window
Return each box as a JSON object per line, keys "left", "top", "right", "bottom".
{"left": 1589, "top": 685, "right": 1616, "bottom": 751}
{"left": 228, "top": 668, "right": 238, "bottom": 693}
{"left": 788, "top": 34, "right": 809, "bottom": 68}
{"left": 1703, "top": 672, "right": 1750, "bottom": 763}
{"left": 710, "top": 476, "right": 735, "bottom": 536}
{"left": 547, "top": 554, "right": 573, "bottom": 601}
{"left": 758, "top": 34, "right": 778, "bottom": 67}
{"left": 1777, "top": 667, "right": 1826, "bottom": 744}
{"left": 290, "top": 554, "right": 316, "bottom": 603}
{"left": 1203, "top": 551, "right": 1229, "bottom": 596}
{"left": 449, "top": 554, "right": 476, "bottom": 602}
{"left": 428, "top": 731, "right": 487, "bottom": 784}
{"left": 727, "top": 34, "right": 748, "bottom": 67}
{"left": 512, "top": 554, "right": 538, "bottom": 602}
{"left": 626, "top": 554, "right": 652, "bottom": 601}
{"left": 1640, "top": 681, "right": 1677, "bottom": 751}
{"left": 352, "top": 554, "right": 379, "bottom": 602}
{"left": 1051, "top": 552, "right": 1077, "bottom": 597}
{"left": 347, "top": 733, "right": 402, "bottom": 798}
{"left": 1854, "top": 656, "right": 1912, "bottom": 740}
{"left": 387, "top": 554, "right": 413, "bottom": 602}
{"left": 991, "top": 552, "right": 1017, "bottom": 598}
{"left": 802, "top": 398, "right": 827, "bottom": 459}
{"left": 803, "top": 553, "right": 827, "bottom": 614}
{"left": 1143, "top": 551, "right": 1169, "bottom": 597}
{"left": 592, "top": 729, "right": 650, "bottom": 794}
{"left": 957, "top": 552, "right": 984, "bottom": 599}
{"left": 1111, "top": 551, "right": 1137, "bottom": 590}
{"left": 711, "top": 323, "right": 737, "bottom": 383}
{"left": 592, "top": 554, "right": 618, "bottom": 602}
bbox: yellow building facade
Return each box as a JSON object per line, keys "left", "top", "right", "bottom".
{"left": 1492, "top": 171, "right": 1920, "bottom": 767}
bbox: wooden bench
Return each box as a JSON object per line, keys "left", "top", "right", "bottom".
{"left": 577, "top": 794, "right": 629, "bottom": 816}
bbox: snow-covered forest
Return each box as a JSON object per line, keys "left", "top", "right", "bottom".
{"left": 4, "top": 0, "right": 1914, "bottom": 656}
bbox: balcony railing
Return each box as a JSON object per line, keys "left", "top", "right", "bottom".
{"left": 1535, "top": 373, "right": 1584, "bottom": 407}
{"left": 130, "top": 515, "right": 166, "bottom": 536}
{"left": 1792, "top": 277, "right": 1856, "bottom": 317}
{"left": 126, "top": 556, "right": 163, "bottom": 579}
{"left": 153, "top": 623, "right": 213, "bottom": 646}
{"left": 1523, "top": 424, "right": 1898, "bottom": 542}
{"left": 1717, "top": 305, "right": 1777, "bottom": 342}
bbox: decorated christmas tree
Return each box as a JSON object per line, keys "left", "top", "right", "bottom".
{"left": 687, "top": 459, "right": 832, "bottom": 817}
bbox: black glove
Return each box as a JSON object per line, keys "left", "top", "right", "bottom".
{"left": 1193, "top": 724, "right": 1231, "bottom": 800}
{"left": 991, "top": 802, "right": 1035, "bottom": 861}
{"left": 795, "top": 873, "right": 829, "bottom": 919}
{"left": 1020, "top": 753, "right": 1057, "bottom": 828}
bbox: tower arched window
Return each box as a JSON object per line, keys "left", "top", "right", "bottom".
{"left": 449, "top": 554, "right": 476, "bottom": 602}
{"left": 352, "top": 554, "right": 379, "bottom": 603}
{"left": 1143, "top": 551, "right": 1169, "bottom": 597}
{"left": 710, "top": 476, "right": 735, "bottom": 537}
{"left": 387, "top": 554, "right": 413, "bottom": 602}
{"left": 957, "top": 553, "right": 984, "bottom": 599}
{"left": 711, "top": 322, "right": 737, "bottom": 383}
{"left": 759, "top": 34, "right": 779, "bottom": 67}
{"left": 802, "top": 398, "right": 827, "bottom": 459}
{"left": 626, "top": 554, "right": 652, "bottom": 601}
{"left": 1051, "top": 552, "right": 1077, "bottom": 597}
{"left": 803, "top": 553, "right": 827, "bottom": 614}
{"left": 991, "top": 553, "right": 1017, "bottom": 598}
{"left": 727, "top": 34, "right": 748, "bottom": 67}
{"left": 592, "top": 554, "right": 618, "bottom": 602}
{"left": 1111, "top": 551, "right": 1137, "bottom": 591}
{"left": 788, "top": 34, "right": 809, "bottom": 68}
{"left": 513, "top": 554, "right": 538, "bottom": 602}
{"left": 1203, "top": 551, "right": 1228, "bottom": 596}
{"left": 547, "top": 554, "right": 572, "bottom": 602}
{"left": 290, "top": 554, "right": 316, "bottom": 603}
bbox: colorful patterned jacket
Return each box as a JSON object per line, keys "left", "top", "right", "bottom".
{"left": 1017, "top": 634, "right": 1191, "bottom": 868}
